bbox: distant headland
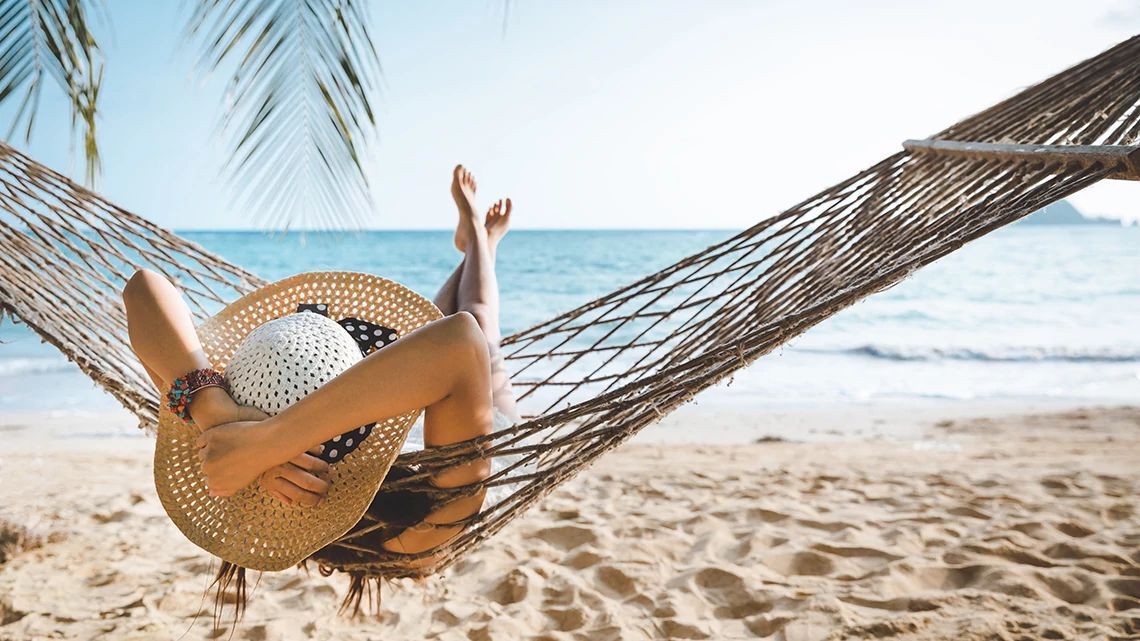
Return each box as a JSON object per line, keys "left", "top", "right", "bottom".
{"left": 1022, "top": 200, "right": 1121, "bottom": 225}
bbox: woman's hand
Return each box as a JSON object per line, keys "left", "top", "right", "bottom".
{"left": 197, "top": 419, "right": 283, "bottom": 497}
{"left": 198, "top": 419, "right": 333, "bottom": 504}
{"left": 190, "top": 388, "right": 333, "bottom": 504}
{"left": 258, "top": 445, "right": 332, "bottom": 507}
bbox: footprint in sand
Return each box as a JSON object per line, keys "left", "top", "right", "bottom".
{"left": 563, "top": 548, "right": 603, "bottom": 570}
{"left": 946, "top": 505, "right": 992, "bottom": 520}
{"left": 670, "top": 567, "right": 770, "bottom": 620}
{"left": 811, "top": 543, "right": 903, "bottom": 561}
{"left": 542, "top": 606, "right": 588, "bottom": 631}
{"left": 1110, "top": 596, "right": 1140, "bottom": 612}
{"left": 541, "top": 581, "right": 576, "bottom": 607}
{"left": 744, "top": 507, "right": 790, "bottom": 524}
{"left": 1035, "top": 570, "right": 1100, "bottom": 605}
{"left": 1053, "top": 521, "right": 1095, "bottom": 538}
{"left": 762, "top": 550, "right": 837, "bottom": 577}
{"left": 1107, "top": 578, "right": 1140, "bottom": 600}
{"left": 960, "top": 543, "right": 1057, "bottom": 568}
{"left": 594, "top": 565, "right": 638, "bottom": 598}
{"left": 1010, "top": 521, "right": 1053, "bottom": 540}
{"left": 432, "top": 603, "right": 477, "bottom": 627}
{"left": 794, "top": 517, "right": 854, "bottom": 533}
{"left": 744, "top": 612, "right": 797, "bottom": 636}
{"left": 888, "top": 563, "right": 988, "bottom": 592}
{"left": 488, "top": 568, "right": 532, "bottom": 605}
{"left": 658, "top": 618, "right": 711, "bottom": 639}
{"left": 840, "top": 594, "right": 941, "bottom": 612}
{"left": 729, "top": 532, "right": 789, "bottom": 562}
{"left": 1105, "top": 502, "right": 1135, "bottom": 522}
{"left": 1043, "top": 541, "right": 1134, "bottom": 566}
{"left": 535, "top": 525, "right": 597, "bottom": 551}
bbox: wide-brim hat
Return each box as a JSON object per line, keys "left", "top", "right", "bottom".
{"left": 154, "top": 271, "right": 442, "bottom": 571}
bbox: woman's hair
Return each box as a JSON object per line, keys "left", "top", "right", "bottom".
{"left": 208, "top": 463, "right": 442, "bottom": 624}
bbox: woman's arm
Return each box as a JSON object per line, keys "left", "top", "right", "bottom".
{"left": 123, "top": 269, "right": 332, "bottom": 506}
{"left": 197, "top": 311, "right": 494, "bottom": 498}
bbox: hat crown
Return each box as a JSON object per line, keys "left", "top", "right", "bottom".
{"left": 226, "top": 311, "right": 361, "bottom": 415}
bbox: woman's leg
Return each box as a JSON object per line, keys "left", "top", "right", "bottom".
{"left": 433, "top": 178, "right": 509, "bottom": 316}
{"left": 443, "top": 165, "right": 520, "bottom": 421}
{"left": 458, "top": 199, "right": 520, "bottom": 422}
{"left": 377, "top": 168, "right": 520, "bottom": 555}
{"left": 432, "top": 259, "right": 463, "bottom": 316}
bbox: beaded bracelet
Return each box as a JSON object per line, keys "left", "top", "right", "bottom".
{"left": 166, "top": 367, "right": 229, "bottom": 424}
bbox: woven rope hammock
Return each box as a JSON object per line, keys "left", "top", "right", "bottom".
{"left": 2, "top": 35, "right": 1139, "bottom": 589}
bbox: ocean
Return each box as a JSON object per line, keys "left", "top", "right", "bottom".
{"left": 1, "top": 226, "right": 1137, "bottom": 418}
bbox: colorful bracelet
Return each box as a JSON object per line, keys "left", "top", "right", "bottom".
{"left": 166, "top": 367, "right": 229, "bottom": 424}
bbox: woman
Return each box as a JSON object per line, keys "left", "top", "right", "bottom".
{"left": 122, "top": 165, "right": 517, "bottom": 555}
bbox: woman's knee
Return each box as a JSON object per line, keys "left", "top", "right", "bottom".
{"left": 439, "top": 312, "right": 491, "bottom": 376}
{"left": 122, "top": 268, "right": 167, "bottom": 305}
{"left": 443, "top": 311, "right": 485, "bottom": 346}
{"left": 459, "top": 304, "right": 497, "bottom": 340}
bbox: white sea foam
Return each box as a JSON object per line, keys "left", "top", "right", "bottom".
{"left": 0, "top": 357, "right": 73, "bottom": 376}
{"left": 807, "top": 344, "right": 1140, "bottom": 363}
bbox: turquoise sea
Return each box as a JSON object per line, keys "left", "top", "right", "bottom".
{"left": 1, "top": 226, "right": 1138, "bottom": 416}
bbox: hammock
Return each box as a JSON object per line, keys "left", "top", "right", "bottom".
{"left": 2, "top": 35, "right": 1138, "bottom": 587}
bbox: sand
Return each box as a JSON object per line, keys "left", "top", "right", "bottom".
{"left": 0, "top": 405, "right": 1137, "bottom": 640}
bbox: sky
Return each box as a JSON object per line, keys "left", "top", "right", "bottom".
{"left": 6, "top": 0, "right": 1140, "bottom": 230}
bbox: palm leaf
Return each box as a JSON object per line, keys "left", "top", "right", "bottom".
{"left": 0, "top": 0, "right": 104, "bottom": 186}
{"left": 187, "top": 0, "right": 381, "bottom": 229}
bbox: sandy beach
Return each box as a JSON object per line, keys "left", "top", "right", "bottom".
{"left": 1, "top": 404, "right": 1137, "bottom": 640}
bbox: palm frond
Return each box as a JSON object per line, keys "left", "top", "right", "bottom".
{"left": 0, "top": 0, "right": 104, "bottom": 186}
{"left": 187, "top": 0, "right": 381, "bottom": 229}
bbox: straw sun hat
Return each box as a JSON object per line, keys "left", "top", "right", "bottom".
{"left": 154, "top": 271, "right": 442, "bottom": 571}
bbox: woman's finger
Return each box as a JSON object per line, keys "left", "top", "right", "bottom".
{"left": 261, "top": 474, "right": 309, "bottom": 505}
{"left": 269, "top": 487, "right": 292, "bottom": 505}
{"left": 268, "top": 474, "right": 324, "bottom": 507}
{"left": 288, "top": 452, "right": 331, "bottom": 476}
{"left": 280, "top": 465, "right": 331, "bottom": 496}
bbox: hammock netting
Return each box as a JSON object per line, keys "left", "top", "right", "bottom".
{"left": 2, "top": 35, "right": 1138, "bottom": 585}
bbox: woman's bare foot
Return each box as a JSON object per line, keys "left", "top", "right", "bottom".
{"left": 484, "top": 198, "right": 512, "bottom": 253}
{"left": 451, "top": 165, "right": 480, "bottom": 252}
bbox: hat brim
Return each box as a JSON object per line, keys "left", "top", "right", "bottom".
{"left": 154, "top": 271, "right": 443, "bottom": 571}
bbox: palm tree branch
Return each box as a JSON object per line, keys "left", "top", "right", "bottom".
{"left": 0, "top": 0, "right": 104, "bottom": 185}
{"left": 188, "top": 0, "right": 380, "bottom": 229}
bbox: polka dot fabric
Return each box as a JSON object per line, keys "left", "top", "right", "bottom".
{"left": 296, "top": 303, "right": 400, "bottom": 356}
{"left": 153, "top": 272, "right": 442, "bottom": 572}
